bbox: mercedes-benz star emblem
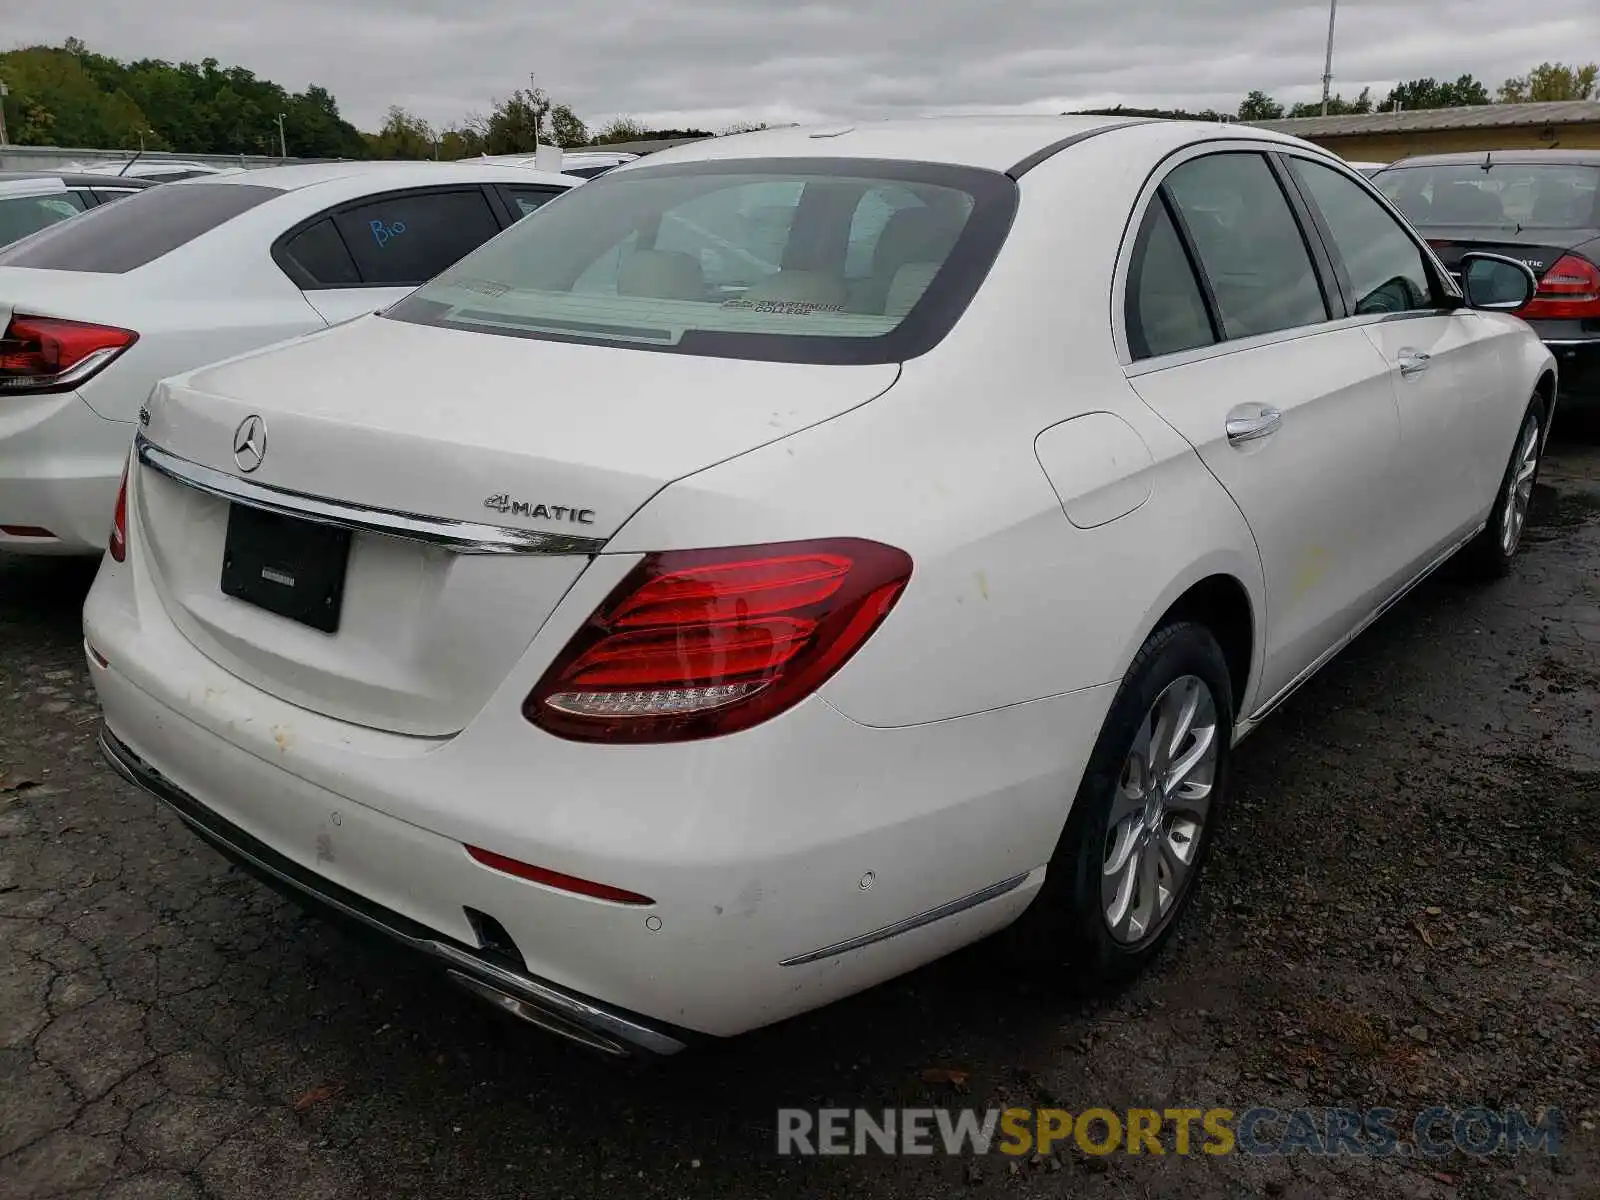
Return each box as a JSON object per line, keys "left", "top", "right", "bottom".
{"left": 232, "top": 415, "right": 267, "bottom": 473}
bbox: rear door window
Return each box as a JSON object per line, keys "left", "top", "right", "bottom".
{"left": 0, "top": 191, "right": 87, "bottom": 246}
{"left": 498, "top": 186, "right": 565, "bottom": 220}
{"left": 277, "top": 218, "right": 361, "bottom": 288}
{"left": 1125, "top": 197, "right": 1218, "bottom": 360}
{"left": 0, "top": 183, "right": 279, "bottom": 272}
{"left": 1162, "top": 153, "right": 1330, "bottom": 340}
{"left": 331, "top": 189, "right": 502, "bottom": 286}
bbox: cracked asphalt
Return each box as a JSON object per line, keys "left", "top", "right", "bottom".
{"left": 1, "top": 435, "right": 1596, "bottom": 1200}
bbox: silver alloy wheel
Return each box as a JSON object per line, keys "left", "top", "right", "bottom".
{"left": 1102, "top": 674, "right": 1219, "bottom": 946}
{"left": 1499, "top": 413, "right": 1541, "bottom": 555}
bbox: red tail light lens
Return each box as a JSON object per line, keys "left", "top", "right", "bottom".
{"left": 1521, "top": 254, "right": 1600, "bottom": 319}
{"left": 108, "top": 459, "right": 129, "bottom": 562}
{"left": 465, "top": 845, "right": 654, "bottom": 905}
{"left": 526, "top": 538, "right": 913, "bottom": 742}
{"left": 0, "top": 314, "right": 137, "bottom": 394}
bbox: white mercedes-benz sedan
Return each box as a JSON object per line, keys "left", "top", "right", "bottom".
{"left": 0, "top": 161, "right": 577, "bottom": 555}
{"left": 84, "top": 117, "right": 1555, "bottom": 1056}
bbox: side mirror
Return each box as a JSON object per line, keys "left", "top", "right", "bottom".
{"left": 1459, "top": 252, "right": 1539, "bottom": 311}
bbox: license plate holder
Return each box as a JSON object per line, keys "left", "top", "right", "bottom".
{"left": 220, "top": 504, "right": 351, "bottom": 633}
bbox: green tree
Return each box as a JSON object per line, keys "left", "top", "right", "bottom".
{"left": 1378, "top": 74, "right": 1490, "bottom": 112}
{"left": 1237, "top": 90, "right": 1284, "bottom": 121}
{"left": 549, "top": 103, "right": 589, "bottom": 148}
{"left": 593, "top": 116, "right": 647, "bottom": 144}
{"left": 438, "top": 116, "right": 488, "bottom": 160}
{"left": 0, "top": 40, "right": 367, "bottom": 157}
{"left": 486, "top": 81, "right": 551, "bottom": 153}
{"left": 0, "top": 44, "right": 157, "bottom": 147}
{"left": 1287, "top": 86, "right": 1373, "bottom": 118}
{"left": 1071, "top": 104, "right": 1225, "bottom": 121}
{"left": 1499, "top": 61, "right": 1599, "bottom": 102}
{"left": 367, "top": 105, "right": 434, "bottom": 159}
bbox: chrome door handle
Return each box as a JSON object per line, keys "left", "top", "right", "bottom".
{"left": 1398, "top": 350, "right": 1432, "bottom": 377}
{"left": 1225, "top": 404, "right": 1283, "bottom": 445}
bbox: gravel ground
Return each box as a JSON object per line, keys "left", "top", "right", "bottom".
{"left": 1, "top": 436, "right": 1596, "bottom": 1200}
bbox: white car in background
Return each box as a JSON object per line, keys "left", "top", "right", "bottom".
{"left": 479, "top": 150, "right": 641, "bottom": 179}
{"left": 0, "top": 160, "right": 577, "bottom": 554}
{"left": 0, "top": 171, "right": 155, "bottom": 247}
{"left": 87, "top": 117, "right": 1553, "bottom": 1055}
{"left": 66, "top": 159, "right": 232, "bottom": 184}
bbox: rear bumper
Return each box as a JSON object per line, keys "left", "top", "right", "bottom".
{"left": 0, "top": 390, "right": 131, "bottom": 554}
{"left": 98, "top": 725, "right": 691, "bottom": 1057}
{"left": 84, "top": 509, "right": 1102, "bottom": 1040}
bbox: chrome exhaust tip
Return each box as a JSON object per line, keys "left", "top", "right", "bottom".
{"left": 446, "top": 970, "right": 631, "bottom": 1056}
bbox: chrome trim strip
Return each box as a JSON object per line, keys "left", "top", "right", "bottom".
{"left": 1541, "top": 338, "right": 1600, "bottom": 348}
{"left": 1123, "top": 309, "right": 1463, "bottom": 377}
{"left": 778, "top": 872, "right": 1030, "bottom": 967}
{"left": 1241, "top": 521, "right": 1485, "bottom": 733}
{"left": 98, "top": 728, "right": 686, "bottom": 1057}
{"left": 134, "top": 433, "right": 607, "bottom": 557}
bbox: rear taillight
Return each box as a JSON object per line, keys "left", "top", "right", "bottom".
{"left": 465, "top": 845, "right": 654, "bottom": 905}
{"left": 525, "top": 538, "right": 913, "bottom": 743}
{"left": 1521, "top": 254, "right": 1600, "bottom": 319}
{"left": 0, "top": 314, "right": 137, "bottom": 394}
{"left": 108, "top": 459, "right": 129, "bottom": 562}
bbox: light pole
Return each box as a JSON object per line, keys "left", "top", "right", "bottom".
{"left": 0, "top": 80, "right": 9, "bottom": 147}
{"left": 1320, "top": 0, "right": 1339, "bottom": 116}
{"left": 276, "top": 112, "right": 287, "bottom": 159}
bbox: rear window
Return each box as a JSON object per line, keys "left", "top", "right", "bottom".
{"left": 1376, "top": 163, "right": 1600, "bottom": 229}
{"left": 384, "top": 158, "right": 1018, "bottom": 365}
{"left": 0, "top": 183, "right": 279, "bottom": 273}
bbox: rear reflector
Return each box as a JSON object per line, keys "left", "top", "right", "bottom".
{"left": 107, "top": 459, "right": 129, "bottom": 562}
{"left": 1522, "top": 253, "right": 1600, "bottom": 320}
{"left": 465, "top": 845, "right": 654, "bottom": 905}
{"left": 525, "top": 538, "right": 913, "bottom": 743}
{"left": 0, "top": 525, "right": 55, "bottom": 538}
{"left": 0, "top": 314, "right": 137, "bottom": 395}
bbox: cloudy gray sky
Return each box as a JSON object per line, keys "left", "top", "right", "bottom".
{"left": 9, "top": 1, "right": 1595, "bottom": 133}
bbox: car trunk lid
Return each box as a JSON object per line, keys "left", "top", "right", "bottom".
{"left": 1421, "top": 226, "right": 1600, "bottom": 286}
{"left": 135, "top": 314, "right": 899, "bottom": 736}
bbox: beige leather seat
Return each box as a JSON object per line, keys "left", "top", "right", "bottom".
{"left": 617, "top": 250, "right": 705, "bottom": 300}
{"left": 742, "top": 270, "right": 848, "bottom": 308}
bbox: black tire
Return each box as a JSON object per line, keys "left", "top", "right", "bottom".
{"left": 1460, "top": 396, "right": 1546, "bottom": 580}
{"left": 1004, "top": 621, "right": 1234, "bottom": 988}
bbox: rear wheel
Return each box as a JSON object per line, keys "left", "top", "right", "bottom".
{"left": 1461, "top": 398, "right": 1544, "bottom": 579}
{"left": 1006, "top": 621, "right": 1233, "bottom": 986}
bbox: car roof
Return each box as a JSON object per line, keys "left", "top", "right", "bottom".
{"left": 628, "top": 115, "right": 1308, "bottom": 174}
{"left": 175, "top": 160, "right": 583, "bottom": 193}
{"left": 1383, "top": 149, "right": 1600, "bottom": 169}
{"left": 0, "top": 169, "right": 158, "bottom": 189}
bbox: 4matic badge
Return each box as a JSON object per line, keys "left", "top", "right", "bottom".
{"left": 484, "top": 493, "right": 596, "bottom": 525}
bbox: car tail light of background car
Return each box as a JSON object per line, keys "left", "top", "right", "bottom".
{"left": 1522, "top": 254, "right": 1600, "bottom": 320}
{"left": 0, "top": 314, "right": 138, "bottom": 394}
{"left": 525, "top": 538, "right": 913, "bottom": 743}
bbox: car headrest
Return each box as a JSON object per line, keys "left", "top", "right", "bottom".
{"left": 873, "top": 207, "right": 963, "bottom": 278}
{"left": 617, "top": 249, "right": 705, "bottom": 300}
{"left": 1431, "top": 182, "right": 1504, "bottom": 225}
